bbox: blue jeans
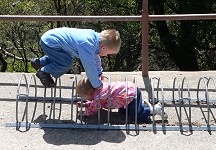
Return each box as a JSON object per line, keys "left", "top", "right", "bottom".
{"left": 39, "top": 40, "right": 73, "bottom": 78}
{"left": 119, "top": 88, "right": 151, "bottom": 123}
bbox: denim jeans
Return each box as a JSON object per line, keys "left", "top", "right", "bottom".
{"left": 119, "top": 88, "right": 151, "bottom": 123}
{"left": 39, "top": 40, "right": 73, "bottom": 78}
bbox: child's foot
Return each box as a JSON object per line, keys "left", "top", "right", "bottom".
{"left": 118, "top": 108, "right": 126, "bottom": 114}
{"left": 36, "top": 70, "right": 55, "bottom": 87}
{"left": 31, "top": 58, "right": 41, "bottom": 70}
{"left": 154, "top": 103, "right": 168, "bottom": 120}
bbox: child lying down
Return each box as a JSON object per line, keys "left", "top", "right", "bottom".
{"left": 76, "top": 78, "right": 168, "bottom": 123}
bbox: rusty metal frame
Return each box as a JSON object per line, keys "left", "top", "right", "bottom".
{"left": 1, "top": 14, "right": 216, "bottom": 22}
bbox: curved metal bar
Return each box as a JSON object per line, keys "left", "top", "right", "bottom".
{"left": 133, "top": 77, "right": 138, "bottom": 125}
{"left": 52, "top": 80, "right": 57, "bottom": 121}
{"left": 27, "top": 74, "right": 38, "bottom": 123}
{"left": 133, "top": 77, "right": 139, "bottom": 135}
{"left": 156, "top": 77, "right": 161, "bottom": 103}
{"left": 149, "top": 77, "right": 166, "bottom": 131}
{"left": 16, "top": 73, "right": 28, "bottom": 130}
{"left": 73, "top": 76, "right": 79, "bottom": 123}
{"left": 172, "top": 77, "right": 181, "bottom": 103}
{"left": 43, "top": 87, "right": 47, "bottom": 121}
{"left": 97, "top": 84, "right": 101, "bottom": 125}
{"left": 56, "top": 78, "right": 62, "bottom": 121}
{"left": 47, "top": 78, "right": 62, "bottom": 122}
{"left": 158, "top": 78, "right": 167, "bottom": 134}
{"left": 79, "top": 76, "right": 85, "bottom": 124}
{"left": 70, "top": 75, "right": 77, "bottom": 122}
{"left": 149, "top": 78, "right": 156, "bottom": 125}
{"left": 180, "top": 77, "right": 192, "bottom": 131}
{"left": 156, "top": 77, "right": 166, "bottom": 126}
{"left": 206, "top": 77, "right": 216, "bottom": 126}
{"left": 107, "top": 76, "right": 111, "bottom": 125}
{"left": 149, "top": 77, "right": 158, "bottom": 104}
{"left": 46, "top": 86, "right": 54, "bottom": 120}
{"left": 180, "top": 77, "right": 191, "bottom": 102}
{"left": 58, "top": 78, "right": 62, "bottom": 121}
{"left": 197, "top": 77, "right": 208, "bottom": 103}
{"left": 172, "top": 77, "right": 177, "bottom": 103}
{"left": 125, "top": 77, "right": 129, "bottom": 133}
{"left": 197, "top": 77, "right": 209, "bottom": 126}
{"left": 154, "top": 77, "right": 166, "bottom": 120}
{"left": 172, "top": 77, "right": 183, "bottom": 128}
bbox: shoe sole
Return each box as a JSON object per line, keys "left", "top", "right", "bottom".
{"left": 36, "top": 72, "right": 55, "bottom": 88}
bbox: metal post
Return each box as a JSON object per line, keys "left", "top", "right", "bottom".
{"left": 142, "top": 0, "right": 149, "bottom": 77}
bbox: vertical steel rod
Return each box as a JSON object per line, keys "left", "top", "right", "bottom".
{"left": 142, "top": 0, "right": 149, "bottom": 77}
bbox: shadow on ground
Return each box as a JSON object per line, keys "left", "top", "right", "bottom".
{"left": 42, "top": 128, "right": 126, "bottom": 145}
{"left": 32, "top": 113, "right": 127, "bottom": 145}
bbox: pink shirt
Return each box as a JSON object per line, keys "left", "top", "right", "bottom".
{"left": 83, "top": 82, "right": 136, "bottom": 116}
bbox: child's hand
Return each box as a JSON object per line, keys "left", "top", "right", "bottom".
{"left": 76, "top": 102, "right": 81, "bottom": 107}
{"left": 100, "top": 74, "right": 105, "bottom": 80}
{"left": 97, "top": 82, "right": 103, "bottom": 90}
{"left": 77, "top": 101, "right": 88, "bottom": 108}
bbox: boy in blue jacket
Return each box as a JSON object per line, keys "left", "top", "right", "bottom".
{"left": 31, "top": 27, "right": 121, "bottom": 88}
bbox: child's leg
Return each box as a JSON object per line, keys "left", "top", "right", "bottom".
{"left": 151, "top": 103, "right": 168, "bottom": 119}
{"left": 127, "top": 88, "right": 151, "bottom": 123}
{"left": 39, "top": 55, "right": 52, "bottom": 66}
{"left": 40, "top": 40, "right": 73, "bottom": 78}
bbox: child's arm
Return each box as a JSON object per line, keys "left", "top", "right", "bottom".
{"left": 95, "top": 55, "right": 103, "bottom": 78}
{"left": 79, "top": 100, "right": 99, "bottom": 116}
{"left": 76, "top": 100, "right": 98, "bottom": 116}
{"left": 78, "top": 46, "right": 102, "bottom": 89}
{"left": 76, "top": 101, "right": 90, "bottom": 108}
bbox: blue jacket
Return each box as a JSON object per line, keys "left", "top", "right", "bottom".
{"left": 41, "top": 27, "right": 103, "bottom": 88}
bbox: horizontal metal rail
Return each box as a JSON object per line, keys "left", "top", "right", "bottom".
{"left": 18, "top": 95, "right": 82, "bottom": 104}
{"left": 5, "top": 122, "right": 216, "bottom": 131}
{"left": 18, "top": 95, "right": 216, "bottom": 106}
{"left": 1, "top": 14, "right": 216, "bottom": 22}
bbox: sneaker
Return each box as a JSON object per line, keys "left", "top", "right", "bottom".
{"left": 31, "top": 58, "right": 41, "bottom": 70}
{"left": 154, "top": 103, "right": 168, "bottom": 120}
{"left": 36, "top": 70, "right": 55, "bottom": 87}
{"left": 118, "top": 108, "right": 126, "bottom": 114}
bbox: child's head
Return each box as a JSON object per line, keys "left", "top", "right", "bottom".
{"left": 99, "top": 29, "right": 121, "bottom": 56}
{"left": 76, "top": 78, "right": 95, "bottom": 97}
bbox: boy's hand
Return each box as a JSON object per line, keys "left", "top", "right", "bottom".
{"left": 97, "top": 82, "right": 103, "bottom": 90}
{"left": 100, "top": 74, "right": 105, "bottom": 80}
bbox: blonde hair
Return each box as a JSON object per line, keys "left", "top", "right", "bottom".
{"left": 100, "top": 29, "right": 121, "bottom": 53}
{"left": 76, "top": 78, "right": 95, "bottom": 97}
